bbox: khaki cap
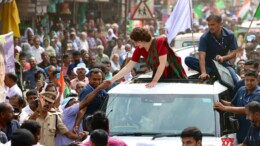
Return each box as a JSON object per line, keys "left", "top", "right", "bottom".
{"left": 41, "top": 92, "right": 56, "bottom": 103}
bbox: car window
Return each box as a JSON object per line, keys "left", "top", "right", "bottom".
{"left": 106, "top": 94, "right": 215, "bottom": 135}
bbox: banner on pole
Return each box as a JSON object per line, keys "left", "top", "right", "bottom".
{"left": 0, "top": 32, "right": 15, "bottom": 73}
{"left": 0, "top": 32, "right": 15, "bottom": 102}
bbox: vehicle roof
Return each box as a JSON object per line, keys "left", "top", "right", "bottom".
{"left": 108, "top": 81, "right": 228, "bottom": 95}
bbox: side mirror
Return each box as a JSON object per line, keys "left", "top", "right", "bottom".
{"left": 222, "top": 114, "right": 239, "bottom": 134}
{"left": 228, "top": 116, "right": 239, "bottom": 132}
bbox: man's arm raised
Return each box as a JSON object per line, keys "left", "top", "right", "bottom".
{"left": 73, "top": 82, "right": 110, "bottom": 133}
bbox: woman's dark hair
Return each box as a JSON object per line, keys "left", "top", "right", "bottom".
{"left": 130, "top": 27, "right": 151, "bottom": 42}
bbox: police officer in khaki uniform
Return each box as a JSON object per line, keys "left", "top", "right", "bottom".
{"left": 29, "top": 92, "right": 85, "bottom": 146}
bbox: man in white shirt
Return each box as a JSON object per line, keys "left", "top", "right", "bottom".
{"left": 80, "top": 32, "right": 89, "bottom": 52}
{"left": 22, "top": 90, "right": 38, "bottom": 116}
{"left": 9, "top": 95, "right": 26, "bottom": 125}
{"left": 111, "top": 37, "right": 125, "bottom": 60}
{"left": 4, "top": 73, "right": 22, "bottom": 99}
{"left": 14, "top": 37, "right": 22, "bottom": 53}
{"left": 70, "top": 63, "right": 89, "bottom": 90}
{"left": 31, "top": 37, "right": 45, "bottom": 64}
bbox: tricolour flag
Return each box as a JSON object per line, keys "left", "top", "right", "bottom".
{"left": 254, "top": 3, "right": 260, "bottom": 18}
{"left": 59, "top": 71, "right": 66, "bottom": 96}
{"left": 166, "top": 0, "right": 192, "bottom": 45}
{"left": 236, "top": 0, "right": 250, "bottom": 21}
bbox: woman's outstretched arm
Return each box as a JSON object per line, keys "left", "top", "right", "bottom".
{"left": 146, "top": 54, "right": 167, "bottom": 88}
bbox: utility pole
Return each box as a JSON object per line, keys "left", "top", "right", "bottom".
{"left": 124, "top": 0, "right": 127, "bottom": 38}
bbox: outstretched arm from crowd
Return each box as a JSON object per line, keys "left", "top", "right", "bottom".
{"left": 110, "top": 60, "right": 137, "bottom": 83}
{"left": 73, "top": 107, "right": 87, "bottom": 133}
{"left": 214, "top": 101, "right": 245, "bottom": 114}
{"left": 73, "top": 82, "right": 110, "bottom": 132}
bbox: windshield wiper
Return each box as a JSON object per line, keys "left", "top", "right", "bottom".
{"left": 111, "top": 132, "right": 159, "bottom": 137}
{"left": 152, "top": 133, "right": 181, "bottom": 140}
{"left": 152, "top": 133, "right": 215, "bottom": 140}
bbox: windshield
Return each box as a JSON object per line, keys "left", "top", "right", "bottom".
{"left": 105, "top": 94, "right": 216, "bottom": 135}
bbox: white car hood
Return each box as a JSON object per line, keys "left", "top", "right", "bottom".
{"left": 114, "top": 136, "right": 222, "bottom": 146}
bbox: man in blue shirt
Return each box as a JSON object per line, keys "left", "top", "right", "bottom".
{"left": 56, "top": 79, "right": 109, "bottom": 146}
{"left": 242, "top": 101, "right": 260, "bottom": 146}
{"left": 233, "top": 60, "right": 259, "bottom": 95}
{"left": 214, "top": 70, "right": 260, "bottom": 143}
{"left": 75, "top": 68, "right": 106, "bottom": 130}
{"left": 67, "top": 51, "right": 81, "bottom": 76}
{"left": 23, "top": 57, "right": 46, "bottom": 89}
{"left": 185, "top": 14, "right": 238, "bottom": 84}
{"left": 0, "top": 103, "right": 20, "bottom": 141}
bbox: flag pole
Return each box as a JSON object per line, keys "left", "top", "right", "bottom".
{"left": 241, "top": 17, "right": 254, "bottom": 47}
{"left": 241, "top": 3, "right": 259, "bottom": 47}
{"left": 188, "top": 0, "right": 196, "bottom": 54}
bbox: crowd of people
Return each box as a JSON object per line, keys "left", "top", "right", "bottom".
{"left": 0, "top": 9, "right": 260, "bottom": 146}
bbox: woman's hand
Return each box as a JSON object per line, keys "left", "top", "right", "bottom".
{"left": 145, "top": 80, "right": 157, "bottom": 88}
{"left": 100, "top": 80, "right": 112, "bottom": 89}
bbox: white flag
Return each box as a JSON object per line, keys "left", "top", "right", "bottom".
{"left": 166, "top": 0, "right": 192, "bottom": 45}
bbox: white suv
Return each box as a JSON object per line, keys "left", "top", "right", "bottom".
{"left": 102, "top": 69, "right": 238, "bottom": 146}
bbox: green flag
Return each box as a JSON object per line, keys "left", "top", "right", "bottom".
{"left": 194, "top": 4, "right": 203, "bottom": 19}
{"left": 254, "top": 4, "right": 260, "bottom": 18}
{"left": 128, "top": 20, "right": 134, "bottom": 34}
{"left": 216, "top": 0, "right": 225, "bottom": 9}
